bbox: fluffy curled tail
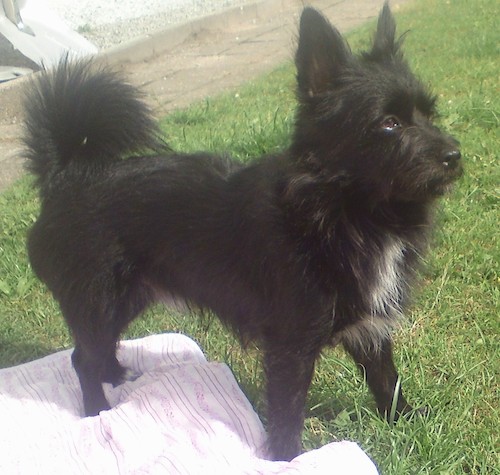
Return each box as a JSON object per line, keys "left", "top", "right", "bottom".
{"left": 23, "top": 58, "right": 163, "bottom": 190}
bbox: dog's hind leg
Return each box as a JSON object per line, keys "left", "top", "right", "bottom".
{"left": 71, "top": 342, "right": 114, "bottom": 416}
{"left": 263, "top": 346, "right": 319, "bottom": 461}
{"left": 71, "top": 316, "right": 136, "bottom": 415}
{"left": 343, "top": 338, "right": 413, "bottom": 419}
{"left": 65, "top": 284, "right": 150, "bottom": 416}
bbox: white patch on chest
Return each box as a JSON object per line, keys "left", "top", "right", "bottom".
{"left": 339, "top": 237, "right": 407, "bottom": 351}
{"left": 370, "top": 237, "right": 405, "bottom": 318}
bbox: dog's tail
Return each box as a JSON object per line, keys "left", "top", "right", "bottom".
{"left": 23, "top": 58, "right": 162, "bottom": 190}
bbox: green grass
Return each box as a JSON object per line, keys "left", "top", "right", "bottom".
{"left": 1, "top": 0, "right": 498, "bottom": 472}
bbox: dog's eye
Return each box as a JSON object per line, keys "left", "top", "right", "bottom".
{"left": 381, "top": 117, "right": 402, "bottom": 131}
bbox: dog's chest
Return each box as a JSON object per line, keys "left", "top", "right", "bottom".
{"left": 368, "top": 237, "right": 406, "bottom": 317}
{"left": 334, "top": 236, "right": 409, "bottom": 349}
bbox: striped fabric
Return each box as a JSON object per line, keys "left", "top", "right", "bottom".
{"left": 0, "top": 334, "right": 378, "bottom": 474}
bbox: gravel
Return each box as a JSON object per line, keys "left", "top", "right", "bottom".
{"left": 44, "top": 0, "right": 254, "bottom": 50}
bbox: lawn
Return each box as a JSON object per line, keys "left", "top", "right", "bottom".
{"left": 0, "top": 0, "right": 498, "bottom": 472}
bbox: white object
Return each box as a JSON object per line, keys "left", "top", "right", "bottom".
{"left": 0, "top": 333, "right": 379, "bottom": 474}
{"left": 0, "top": 0, "right": 97, "bottom": 68}
{"left": 0, "top": 64, "right": 31, "bottom": 80}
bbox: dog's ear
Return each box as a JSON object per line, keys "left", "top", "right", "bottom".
{"left": 368, "top": 2, "right": 403, "bottom": 61}
{"left": 295, "top": 8, "right": 351, "bottom": 97}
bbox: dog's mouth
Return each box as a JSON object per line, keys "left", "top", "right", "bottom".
{"left": 395, "top": 159, "right": 463, "bottom": 200}
{"left": 427, "top": 164, "right": 463, "bottom": 195}
{"left": 444, "top": 159, "right": 464, "bottom": 182}
{"left": 428, "top": 180, "right": 455, "bottom": 196}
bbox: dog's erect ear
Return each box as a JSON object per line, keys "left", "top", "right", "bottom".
{"left": 295, "top": 7, "right": 351, "bottom": 97}
{"left": 368, "top": 3, "right": 403, "bottom": 61}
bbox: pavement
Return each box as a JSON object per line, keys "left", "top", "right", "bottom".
{"left": 0, "top": 0, "right": 413, "bottom": 193}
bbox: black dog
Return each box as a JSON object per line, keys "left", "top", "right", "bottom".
{"left": 24, "top": 4, "right": 461, "bottom": 461}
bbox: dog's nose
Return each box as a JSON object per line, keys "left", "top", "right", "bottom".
{"left": 442, "top": 150, "right": 461, "bottom": 168}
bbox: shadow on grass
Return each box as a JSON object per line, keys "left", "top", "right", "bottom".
{"left": 0, "top": 338, "right": 57, "bottom": 368}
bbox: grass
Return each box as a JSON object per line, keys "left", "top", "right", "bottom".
{"left": 1, "top": 0, "right": 498, "bottom": 472}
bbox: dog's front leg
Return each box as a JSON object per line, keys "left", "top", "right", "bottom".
{"left": 343, "top": 338, "right": 413, "bottom": 419}
{"left": 263, "top": 347, "right": 318, "bottom": 461}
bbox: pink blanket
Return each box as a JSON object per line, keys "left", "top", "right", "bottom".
{"left": 0, "top": 334, "right": 378, "bottom": 473}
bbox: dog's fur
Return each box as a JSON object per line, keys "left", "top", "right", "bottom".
{"left": 24, "top": 4, "right": 461, "bottom": 461}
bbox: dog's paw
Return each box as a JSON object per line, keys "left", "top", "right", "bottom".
{"left": 385, "top": 404, "right": 430, "bottom": 423}
{"left": 102, "top": 357, "right": 140, "bottom": 387}
{"left": 410, "top": 406, "right": 430, "bottom": 418}
{"left": 122, "top": 368, "right": 141, "bottom": 383}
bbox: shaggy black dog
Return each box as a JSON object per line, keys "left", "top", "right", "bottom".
{"left": 24, "top": 4, "right": 461, "bottom": 461}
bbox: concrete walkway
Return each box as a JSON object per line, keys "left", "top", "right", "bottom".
{"left": 0, "top": 0, "right": 412, "bottom": 193}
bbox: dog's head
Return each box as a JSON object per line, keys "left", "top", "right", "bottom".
{"left": 291, "top": 4, "right": 462, "bottom": 203}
